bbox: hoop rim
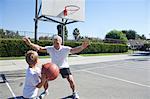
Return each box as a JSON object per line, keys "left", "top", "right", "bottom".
{"left": 64, "top": 5, "right": 80, "bottom": 11}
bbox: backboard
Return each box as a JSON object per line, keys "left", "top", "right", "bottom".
{"left": 42, "top": 0, "right": 85, "bottom": 21}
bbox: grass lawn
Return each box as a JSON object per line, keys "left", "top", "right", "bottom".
{"left": 80, "top": 51, "right": 133, "bottom": 56}
{"left": 0, "top": 56, "right": 50, "bottom": 60}
{"left": 0, "top": 50, "right": 133, "bottom": 60}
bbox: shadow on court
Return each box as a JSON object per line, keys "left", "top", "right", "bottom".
{"left": 8, "top": 96, "right": 24, "bottom": 99}
{"left": 61, "top": 95, "right": 73, "bottom": 99}
{"left": 8, "top": 95, "right": 74, "bottom": 99}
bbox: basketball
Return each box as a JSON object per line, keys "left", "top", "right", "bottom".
{"left": 41, "top": 62, "right": 59, "bottom": 81}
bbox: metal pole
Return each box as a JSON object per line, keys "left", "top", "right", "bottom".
{"left": 62, "top": 19, "right": 65, "bottom": 45}
{"left": 34, "top": 0, "right": 38, "bottom": 43}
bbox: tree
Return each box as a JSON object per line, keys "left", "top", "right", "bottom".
{"left": 0, "top": 29, "right": 22, "bottom": 38}
{"left": 57, "top": 24, "right": 68, "bottom": 40}
{"left": 39, "top": 36, "right": 51, "bottom": 40}
{"left": 122, "top": 30, "right": 147, "bottom": 40}
{"left": 140, "top": 34, "right": 146, "bottom": 40}
{"left": 122, "top": 30, "right": 137, "bottom": 40}
{"left": 73, "top": 28, "right": 80, "bottom": 41}
{"left": 0, "top": 29, "right": 5, "bottom": 38}
{"left": 105, "top": 30, "right": 127, "bottom": 43}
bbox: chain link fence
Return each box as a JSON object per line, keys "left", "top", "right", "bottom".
{"left": 0, "top": 29, "right": 102, "bottom": 41}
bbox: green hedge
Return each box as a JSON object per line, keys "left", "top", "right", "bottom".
{"left": 80, "top": 43, "right": 128, "bottom": 54}
{"left": 0, "top": 39, "right": 28, "bottom": 57}
{"left": 0, "top": 39, "right": 128, "bottom": 57}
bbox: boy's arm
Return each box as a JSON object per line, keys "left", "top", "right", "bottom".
{"left": 22, "top": 37, "right": 47, "bottom": 53}
{"left": 70, "top": 39, "right": 89, "bottom": 54}
{"left": 36, "top": 74, "right": 47, "bottom": 88}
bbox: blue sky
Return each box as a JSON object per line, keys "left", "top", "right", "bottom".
{"left": 0, "top": 0, "right": 150, "bottom": 39}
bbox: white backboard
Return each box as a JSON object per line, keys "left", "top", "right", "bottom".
{"left": 42, "top": 0, "right": 85, "bottom": 21}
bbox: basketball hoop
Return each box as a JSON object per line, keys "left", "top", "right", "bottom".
{"left": 64, "top": 5, "right": 80, "bottom": 16}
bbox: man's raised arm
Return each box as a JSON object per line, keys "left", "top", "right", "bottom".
{"left": 70, "top": 39, "right": 89, "bottom": 54}
{"left": 22, "top": 37, "right": 46, "bottom": 52}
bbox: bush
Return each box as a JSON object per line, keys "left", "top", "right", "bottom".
{"left": 0, "top": 39, "right": 128, "bottom": 57}
{"left": 81, "top": 43, "right": 128, "bottom": 54}
{"left": 0, "top": 39, "right": 29, "bottom": 57}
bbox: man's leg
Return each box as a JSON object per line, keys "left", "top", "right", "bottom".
{"left": 60, "top": 68, "right": 79, "bottom": 98}
{"left": 66, "top": 75, "right": 79, "bottom": 99}
{"left": 67, "top": 75, "right": 75, "bottom": 92}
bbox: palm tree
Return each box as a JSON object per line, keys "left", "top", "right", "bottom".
{"left": 73, "top": 28, "right": 80, "bottom": 41}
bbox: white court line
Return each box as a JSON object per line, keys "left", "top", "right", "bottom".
{"left": 5, "top": 81, "right": 17, "bottom": 99}
{"left": 82, "top": 70, "right": 150, "bottom": 88}
{"left": 1, "top": 74, "right": 17, "bottom": 99}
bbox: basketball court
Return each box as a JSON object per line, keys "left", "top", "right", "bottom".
{"left": 0, "top": 54, "right": 150, "bottom": 99}
{"left": 1, "top": 0, "right": 150, "bottom": 99}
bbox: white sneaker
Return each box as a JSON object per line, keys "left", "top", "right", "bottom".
{"left": 45, "top": 90, "right": 49, "bottom": 95}
{"left": 72, "top": 92, "right": 79, "bottom": 99}
{"left": 39, "top": 90, "right": 49, "bottom": 99}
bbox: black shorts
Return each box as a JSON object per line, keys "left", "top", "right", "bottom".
{"left": 60, "top": 68, "right": 72, "bottom": 78}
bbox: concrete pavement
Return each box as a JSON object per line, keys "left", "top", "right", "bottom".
{"left": 0, "top": 54, "right": 149, "bottom": 72}
{"left": 1, "top": 53, "right": 150, "bottom": 99}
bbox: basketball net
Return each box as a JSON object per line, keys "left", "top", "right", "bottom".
{"left": 63, "top": 5, "right": 80, "bottom": 17}
{"left": 64, "top": 7, "right": 68, "bottom": 16}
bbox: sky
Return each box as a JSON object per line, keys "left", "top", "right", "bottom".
{"left": 0, "top": 0, "right": 150, "bottom": 39}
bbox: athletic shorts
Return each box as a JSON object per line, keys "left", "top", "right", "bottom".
{"left": 60, "top": 68, "right": 72, "bottom": 78}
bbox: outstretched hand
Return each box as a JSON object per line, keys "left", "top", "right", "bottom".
{"left": 23, "top": 37, "right": 44, "bottom": 51}
{"left": 22, "top": 37, "right": 31, "bottom": 45}
{"left": 81, "top": 39, "right": 90, "bottom": 49}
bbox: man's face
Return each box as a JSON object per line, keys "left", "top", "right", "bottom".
{"left": 53, "top": 39, "right": 61, "bottom": 50}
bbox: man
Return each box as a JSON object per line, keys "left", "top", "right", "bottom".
{"left": 23, "top": 35, "right": 89, "bottom": 99}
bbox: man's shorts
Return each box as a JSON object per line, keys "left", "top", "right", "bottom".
{"left": 60, "top": 68, "right": 72, "bottom": 78}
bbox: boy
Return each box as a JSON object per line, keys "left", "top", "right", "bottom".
{"left": 23, "top": 35, "right": 89, "bottom": 99}
{"left": 23, "top": 50, "right": 48, "bottom": 99}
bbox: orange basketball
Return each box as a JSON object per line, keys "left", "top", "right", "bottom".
{"left": 42, "top": 62, "right": 59, "bottom": 81}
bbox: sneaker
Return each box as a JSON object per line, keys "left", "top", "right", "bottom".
{"left": 72, "top": 92, "right": 79, "bottom": 99}
{"left": 39, "top": 90, "right": 49, "bottom": 99}
{"left": 44, "top": 90, "right": 49, "bottom": 95}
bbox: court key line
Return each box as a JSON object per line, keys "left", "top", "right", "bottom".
{"left": 82, "top": 70, "right": 150, "bottom": 88}
{"left": 1, "top": 74, "right": 17, "bottom": 99}
{"left": 5, "top": 81, "right": 17, "bottom": 99}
